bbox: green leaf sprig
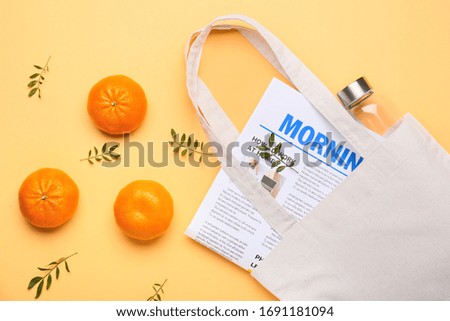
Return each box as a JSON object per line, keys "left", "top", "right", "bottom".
{"left": 28, "top": 56, "right": 51, "bottom": 98}
{"left": 257, "top": 133, "right": 298, "bottom": 173}
{"left": 147, "top": 279, "right": 167, "bottom": 301}
{"left": 169, "top": 129, "right": 213, "bottom": 163}
{"left": 80, "top": 143, "right": 120, "bottom": 164}
{"left": 27, "top": 252, "right": 78, "bottom": 299}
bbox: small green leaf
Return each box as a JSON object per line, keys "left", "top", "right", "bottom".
{"left": 110, "top": 144, "right": 119, "bottom": 151}
{"left": 65, "top": 261, "right": 70, "bottom": 273}
{"left": 269, "top": 133, "right": 275, "bottom": 147}
{"left": 181, "top": 134, "right": 186, "bottom": 143}
{"left": 88, "top": 150, "right": 92, "bottom": 157}
{"left": 46, "top": 274, "right": 52, "bottom": 290}
{"left": 194, "top": 140, "right": 199, "bottom": 148}
{"left": 95, "top": 156, "right": 102, "bottom": 162}
{"left": 101, "top": 143, "right": 107, "bottom": 153}
{"left": 259, "top": 152, "right": 271, "bottom": 160}
{"left": 34, "top": 65, "right": 43, "bottom": 70}
{"left": 156, "top": 293, "right": 161, "bottom": 301}
{"left": 200, "top": 142, "right": 204, "bottom": 149}
{"left": 35, "top": 280, "right": 44, "bottom": 299}
{"left": 199, "top": 155, "right": 203, "bottom": 163}
{"left": 28, "top": 87, "right": 38, "bottom": 97}
{"left": 189, "top": 151, "right": 193, "bottom": 157}
{"left": 29, "top": 73, "right": 40, "bottom": 79}
{"left": 181, "top": 149, "right": 187, "bottom": 156}
{"left": 171, "top": 129, "right": 176, "bottom": 138}
{"left": 110, "top": 152, "right": 120, "bottom": 159}
{"left": 88, "top": 159, "right": 94, "bottom": 165}
{"left": 173, "top": 146, "right": 180, "bottom": 153}
{"left": 187, "top": 136, "right": 192, "bottom": 147}
{"left": 154, "top": 283, "right": 161, "bottom": 287}
{"left": 276, "top": 166, "right": 286, "bottom": 173}
{"left": 37, "top": 267, "right": 51, "bottom": 271}
{"left": 94, "top": 147, "right": 98, "bottom": 156}
{"left": 273, "top": 143, "right": 282, "bottom": 154}
{"left": 102, "top": 155, "right": 112, "bottom": 161}
{"left": 257, "top": 145, "right": 269, "bottom": 151}
{"left": 28, "top": 276, "right": 43, "bottom": 290}
{"left": 38, "top": 88, "right": 41, "bottom": 98}
{"left": 56, "top": 267, "right": 60, "bottom": 280}
{"left": 28, "top": 80, "right": 37, "bottom": 87}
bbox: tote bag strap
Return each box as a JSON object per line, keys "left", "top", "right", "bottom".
{"left": 184, "top": 24, "right": 290, "bottom": 146}
{"left": 185, "top": 15, "right": 379, "bottom": 235}
{"left": 186, "top": 14, "right": 380, "bottom": 155}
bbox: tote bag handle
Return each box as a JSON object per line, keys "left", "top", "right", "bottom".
{"left": 185, "top": 15, "right": 380, "bottom": 235}
{"left": 186, "top": 14, "right": 380, "bottom": 155}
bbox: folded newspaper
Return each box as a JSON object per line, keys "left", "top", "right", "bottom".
{"left": 186, "top": 78, "right": 364, "bottom": 271}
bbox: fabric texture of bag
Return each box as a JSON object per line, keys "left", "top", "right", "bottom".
{"left": 185, "top": 14, "right": 450, "bottom": 300}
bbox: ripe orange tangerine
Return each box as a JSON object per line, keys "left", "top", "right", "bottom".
{"left": 114, "top": 180, "right": 174, "bottom": 241}
{"left": 18, "top": 168, "right": 79, "bottom": 228}
{"left": 87, "top": 75, "right": 147, "bottom": 135}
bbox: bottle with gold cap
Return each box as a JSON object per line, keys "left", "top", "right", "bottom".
{"left": 337, "top": 77, "right": 396, "bottom": 136}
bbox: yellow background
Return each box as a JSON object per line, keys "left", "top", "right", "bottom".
{"left": 1, "top": 0, "right": 449, "bottom": 300}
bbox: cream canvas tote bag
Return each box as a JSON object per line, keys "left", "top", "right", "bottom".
{"left": 185, "top": 14, "right": 450, "bottom": 300}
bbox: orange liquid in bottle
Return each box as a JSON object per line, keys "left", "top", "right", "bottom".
{"left": 350, "top": 96, "right": 395, "bottom": 136}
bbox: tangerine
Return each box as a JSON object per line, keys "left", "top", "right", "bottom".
{"left": 114, "top": 180, "right": 173, "bottom": 241}
{"left": 18, "top": 168, "right": 79, "bottom": 228}
{"left": 87, "top": 75, "right": 147, "bottom": 135}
